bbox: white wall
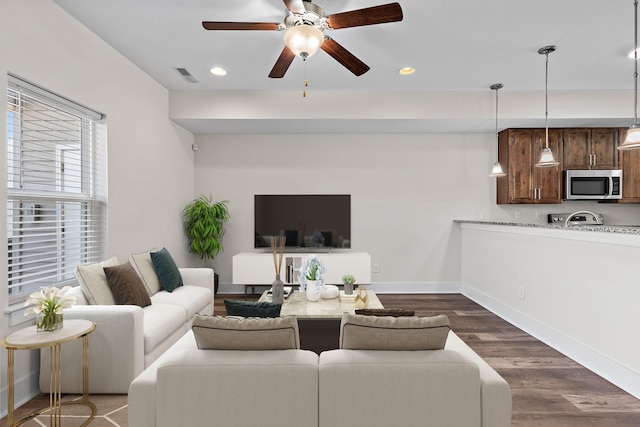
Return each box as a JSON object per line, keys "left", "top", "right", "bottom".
{"left": 194, "top": 133, "right": 498, "bottom": 291}
{"left": 0, "top": 0, "right": 195, "bottom": 411}
{"left": 195, "top": 132, "right": 640, "bottom": 294}
{"left": 460, "top": 223, "right": 640, "bottom": 399}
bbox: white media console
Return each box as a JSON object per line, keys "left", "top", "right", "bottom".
{"left": 232, "top": 252, "right": 371, "bottom": 288}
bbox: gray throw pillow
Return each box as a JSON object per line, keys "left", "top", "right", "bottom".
{"left": 192, "top": 315, "right": 300, "bottom": 350}
{"left": 339, "top": 312, "right": 450, "bottom": 350}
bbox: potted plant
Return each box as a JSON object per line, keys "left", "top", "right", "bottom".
{"left": 299, "top": 255, "right": 325, "bottom": 301}
{"left": 182, "top": 195, "right": 230, "bottom": 293}
{"left": 341, "top": 273, "right": 356, "bottom": 295}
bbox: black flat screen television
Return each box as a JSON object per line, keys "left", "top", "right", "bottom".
{"left": 254, "top": 194, "right": 351, "bottom": 250}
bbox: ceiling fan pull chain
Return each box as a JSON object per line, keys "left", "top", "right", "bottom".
{"left": 303, "top": 58, "right": 308, "bottom": 97}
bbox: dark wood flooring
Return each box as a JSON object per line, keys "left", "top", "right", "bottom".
{"left": 2, "top": 293, "right": 639, "bottom": 427}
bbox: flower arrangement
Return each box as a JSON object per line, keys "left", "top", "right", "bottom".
{"left": 24, "top": 286, "right": 77, "bottom": 332}
{"left": 299, "top": 254, "right": 325, "bottom": 291}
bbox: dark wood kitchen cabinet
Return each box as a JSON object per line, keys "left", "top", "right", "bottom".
{"left": 563, "top": 128, "right": 618, "bottom": 170}
{"left": 618, "top": 127, "right": 640, "bottom": 202}
{"left": 496, "top": 128, "right": 562, "bottom": 204}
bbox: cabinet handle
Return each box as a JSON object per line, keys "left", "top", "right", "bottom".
{"left": 593, "top": 154, "right": 596, "bottom": 166}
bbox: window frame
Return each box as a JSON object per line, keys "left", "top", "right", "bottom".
{"left": 6, "top": 74, "right": 106, "bottom": 304}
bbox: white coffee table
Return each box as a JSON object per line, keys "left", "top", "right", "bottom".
{"left": 260, "top": 288, "right": 383, "bottom": 352}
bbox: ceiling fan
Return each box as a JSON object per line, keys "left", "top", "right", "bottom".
{"left": 202, "top": 0, "right": 403, "bottom": 78}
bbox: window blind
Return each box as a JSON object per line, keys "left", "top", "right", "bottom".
{"left": 7, "top": 75, "right": 106, "bottom": 301}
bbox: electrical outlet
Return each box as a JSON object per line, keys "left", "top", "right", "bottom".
{"left": 515, "top": 211, "right": 522, "bottom": 220}
{"left": 535, "top": 211, "right": 541, "bottom": 220}
{"left": 518, "top": 285, "right": 526, "bottom": 300}
{"left": 480, "top": 211, "right": 487, "bottom": 220}
{"left": 373, "top": 263, "right": 380, "bottom": 273}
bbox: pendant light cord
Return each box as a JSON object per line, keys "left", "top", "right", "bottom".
{"left": 634, "top": 0, "right": 638, "bottom": 125}
{"left": 495, "top": 86, "right": 499, "bottom": 140}
{"left": 545, "top": 50, "right": 550, "bottom": 149}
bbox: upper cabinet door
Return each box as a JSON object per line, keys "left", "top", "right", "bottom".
{"left": 562, "top": 128, "right": 590, "bottom": 170}
{"left": 589, "top": 128, "right": 618, "bottom": 170}
{"left": 533, "top": 129, "right": 563, "bottom": 204}
{"left": 562, "top": 128, "right": 618, "bottom": 170}
{"left": 618, "top": 128, "right": 640, "bottom": 203}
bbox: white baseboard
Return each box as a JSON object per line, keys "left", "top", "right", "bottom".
{"left": 462, "top": 283, "right": 640, "bottom": 400}
{"left": 0, "top": 370, "right": 40, "bottom": 419}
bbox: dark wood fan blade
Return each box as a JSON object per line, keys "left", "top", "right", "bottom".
{"left": 326, "top": 2, "right": 403, "bottom": 30}
{"left": 269, "top": 46, "right": 296, "bottom": 78}
{"left": 283, "top": 0, "right": 306, "bottom": 15}
{"left": 202, "top": 21, "right": 280, "bottom": 31}
{"left": 320, "top": 37, "right": 370, "bottom": 76}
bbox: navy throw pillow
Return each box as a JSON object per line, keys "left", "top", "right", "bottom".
{"left": 224, "top": 300, "right": 282, "bottom": 318}
{"left": 150, "top": 248, "right": 183, "bottom": 292}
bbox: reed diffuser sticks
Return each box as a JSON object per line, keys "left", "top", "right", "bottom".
{"left": 269, "top": 235, "right": 286, "bottom": 276}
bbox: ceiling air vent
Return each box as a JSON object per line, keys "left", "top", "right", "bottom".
{"left": 175, "top": 67, "right": 198, "bottom": 83}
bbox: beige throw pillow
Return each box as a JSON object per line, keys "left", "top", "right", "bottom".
{"left": 192, "top": 315, "right": 300, "bottom": 350}
{"left": 74, "top": 257, "right": 120, "bottom": 305}
{"left": 339, "top": 312, "right": 450, "bottom": 350}
{"left": 129, "top": 248, "right": 162, "bottom": 295}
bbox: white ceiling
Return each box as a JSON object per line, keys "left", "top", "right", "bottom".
{"left": 52, "top": 0, "right": 636, "bottom": 134}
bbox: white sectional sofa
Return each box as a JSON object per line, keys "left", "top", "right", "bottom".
{"left": 128, "top": 326, "right": 512, "bottom": 427}
{"left": 39, "top": 259, "right": 214, "bottom": 394}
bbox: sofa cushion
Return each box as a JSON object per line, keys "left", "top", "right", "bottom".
{"left": 151, "top": 286, "right": 212, "bottom": 318}
{"left": 223, "top": 300, "right": 282, "bottom": 318}
{"left": 143, "top": 303, "right": 188, "bottom": 353}
{"left": 74, "top": 257, "right": 120, "bottom": 305}
{"left": 150, "top": 248, "right": 183, "bottom": 292}
{"left": 339, "top": 313, "right": 450, "bottom": 350}
{"left": 129, "top": 248, "right": 162, "bottom": 295}
{"left": 103, "top": 262, "right": 152, "bottom": 308}
{"left": 192, "top": 315, "right": 300, "bottom": 350}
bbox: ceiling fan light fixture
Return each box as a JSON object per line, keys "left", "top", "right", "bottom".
{"left": 283, "top": 25, "right": 324, "bottom": 58}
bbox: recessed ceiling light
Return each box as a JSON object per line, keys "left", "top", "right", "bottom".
{"left": 398, "top": 66, "right": 415, "bottom": 75}
{"left": 210, "top": 67, "right": 227, "bottom": 76}
{"left": 629, "top": 48, "right": 640, "bottom": 59}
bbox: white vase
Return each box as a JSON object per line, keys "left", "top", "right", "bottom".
{"left": 306, "top": 280, "right": 320, "bottom": 302}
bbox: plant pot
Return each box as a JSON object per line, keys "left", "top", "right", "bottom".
{"left": 306, "top": 280, "right": 320, "bottom": 302}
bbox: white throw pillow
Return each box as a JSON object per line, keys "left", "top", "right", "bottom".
{"left": 74, "top": 257, "right": 120, "bottom": 305}
{"left": 129, "top": 248, "right": 162, "bottom": 295}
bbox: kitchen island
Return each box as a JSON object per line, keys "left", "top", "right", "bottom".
{"left": 456, "top": 220, "right": 640, "bottom": 400}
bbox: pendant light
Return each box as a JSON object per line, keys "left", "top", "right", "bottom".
{"left": 619, "top": 0, "right": 640, "bottom": 150}
{"left": 535, "top": 45, "right": 560, "bottom": 168}
{"left": 489, "top": 83, "right": 506, "bottom": 177}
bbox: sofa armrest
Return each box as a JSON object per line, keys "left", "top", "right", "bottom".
{"left": 40, "top": 304, "right": 145, "bottom": 394}
{"left": 445, "top": 332, "right": 512, "bottom": 427}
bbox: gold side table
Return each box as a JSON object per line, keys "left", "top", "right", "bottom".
{"left": 1, "top": 319, "right": 97, "bottom": 427}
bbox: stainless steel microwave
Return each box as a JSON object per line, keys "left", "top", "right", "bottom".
{"left": 563, "top": 169, "right": 622, "bottom": 200}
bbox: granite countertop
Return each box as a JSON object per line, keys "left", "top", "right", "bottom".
{"left": 454, "top": 220, "right": 640, "bottom": 235}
